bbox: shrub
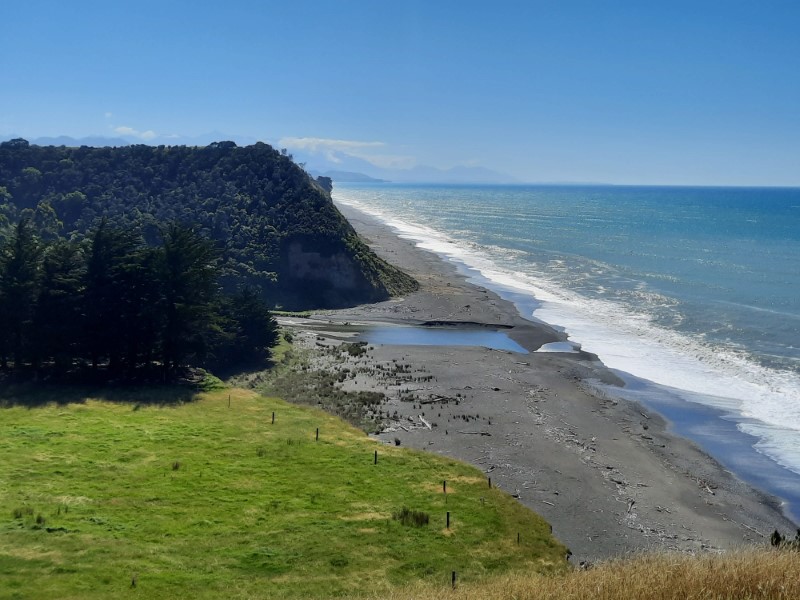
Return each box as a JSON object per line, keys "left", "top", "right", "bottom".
{"left": 344, "top": 342, "right": 368, "bottom": 357}
{"left": 393, "top": 507, "right": 429, "bottom": 527}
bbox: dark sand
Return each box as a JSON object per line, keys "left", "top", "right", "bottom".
{"left": 279, "top": 202, "right": 796, "bottom": 564}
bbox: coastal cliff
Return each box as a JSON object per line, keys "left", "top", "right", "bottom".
{"left": 0, "top": 138, "right": 417, "bottom": 309}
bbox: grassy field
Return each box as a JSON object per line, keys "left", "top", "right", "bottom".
{"left": 0, "top": 386, "right": 566, "bottom": 599}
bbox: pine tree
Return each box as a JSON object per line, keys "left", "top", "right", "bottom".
{"left": 158, "top": 224, "right": 220, "bottom": 376}
{"left": 83, "top": 220, "right": 142, "bottom": 374}
{"left": 31, "top": 240, "right": 85, "bottom": 372}
{"left": 0, "top": 219, "right": 43, "bottom": 369}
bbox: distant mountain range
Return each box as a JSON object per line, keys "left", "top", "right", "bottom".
{"left": 1, "top": 134, "right": 518, "bottom": 185}
{"left": 310, "top": 170, "right": 388, "bottom": 183}
{"left": 9, "top": 135, "right": 132, "bottom": 147}
{"left": 296, "top": 150, "right": 518, "bottom": 185}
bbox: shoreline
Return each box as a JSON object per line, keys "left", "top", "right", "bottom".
{"left": 282, "top": 201, "right": 796, "bottom": 563}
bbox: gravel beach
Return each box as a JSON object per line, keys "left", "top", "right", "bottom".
{"left": 279, "top": 202, "right": 796, "bottom": 565}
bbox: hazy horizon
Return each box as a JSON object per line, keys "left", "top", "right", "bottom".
{"left": 3, "top": 1, "right": 799, "bottom": 187}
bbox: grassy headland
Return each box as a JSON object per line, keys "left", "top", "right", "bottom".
{"left": 0, "top": 387, "right": 565, "bottom": 599}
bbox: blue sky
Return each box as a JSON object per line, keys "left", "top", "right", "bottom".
{"left": 2, "top": 0, "right": 799, "bottom": 185}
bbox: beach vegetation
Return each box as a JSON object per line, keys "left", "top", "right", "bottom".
{"left": 364, "top": 549, "right": 800, "bottom": 599}
{"left": 770, "top": 528, "right": 800, "bottom": 550}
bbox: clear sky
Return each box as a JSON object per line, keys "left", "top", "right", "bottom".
{"left": 2, "top": 0, "right": 799, "bottom": 185}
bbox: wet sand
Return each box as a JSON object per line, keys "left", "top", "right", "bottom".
{"left": 279, "top": 202, "right": 796, "bottom": 564}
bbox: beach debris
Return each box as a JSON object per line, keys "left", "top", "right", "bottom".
{"left": 695, "top": 478, "right": 717, "bottom": 495}
{"left": 457, "top": 430, "right": 491, "bottom": 436}
{"left": 418, "top": 415, "right": 433, "bottom": 430}
{"left": 627, "top": 499, "right": 636, "bottom": 514}
{"left": 542, "top": 500, "right": 555, "bottom": 506}
{"left": 419, "top": 395, "right": 455, "bottom": 404}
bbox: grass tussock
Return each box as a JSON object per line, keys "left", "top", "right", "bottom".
{"left": 393, "top": 507, "right": 430, "bottom": 527}
{"left": 366, "top": 549, "right": 800, "bottom": 600}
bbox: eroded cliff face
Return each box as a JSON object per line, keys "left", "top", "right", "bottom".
{"left": 276, "top": 238, "right": 389, "bottom": 308}
{"left": 286, "top": 241, "right": 359, "bottom": 290}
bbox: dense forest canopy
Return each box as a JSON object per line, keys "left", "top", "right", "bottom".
{"left": 0, "top": 138, "right": 416, "bottom": 309}
{"left": 0, "top": 218, "right": 279, "bottom": 379}
{"left": 0, "top": 138, "right": 416, "bottom": 379}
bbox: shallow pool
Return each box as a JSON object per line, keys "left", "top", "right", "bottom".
{"left": 361, "top": 326, "right": 528, "bottom": 354}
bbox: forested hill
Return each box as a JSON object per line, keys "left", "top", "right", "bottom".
{"left": 0, "top": 138, "right": 416, "bottom": 308}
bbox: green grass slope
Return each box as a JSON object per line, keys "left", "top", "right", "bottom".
{"left": 0, "top": 388, "right": 566, "bottom": 599}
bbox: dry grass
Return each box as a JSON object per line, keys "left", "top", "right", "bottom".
{"left": 365, "top": 549, "right": 800, "bottom": 600}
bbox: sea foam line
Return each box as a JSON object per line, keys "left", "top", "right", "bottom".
{"left": 335, "top": 192, "right": 800, "bottom": 476}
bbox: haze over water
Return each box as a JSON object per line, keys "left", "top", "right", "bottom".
{"left": 335, "top": 183, "right": 800, "bottom": 515}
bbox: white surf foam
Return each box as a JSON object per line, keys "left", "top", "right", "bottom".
{"left": 334, "top": 192, "right": 800, "bottom": 475}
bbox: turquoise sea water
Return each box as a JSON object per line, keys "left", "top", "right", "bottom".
{"left": 334, "top": 183, "right": 800, "bottom": 518}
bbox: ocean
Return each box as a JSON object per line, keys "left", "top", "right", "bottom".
{"left": 333, "top": 183, "right": 800, "bottom": 520}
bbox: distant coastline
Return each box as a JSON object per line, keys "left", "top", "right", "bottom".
{"left": 330, "top": 183, "right": 800, "bottom": 526}
{"left": 281, "top": 198, "right": 798, "bottom": 562}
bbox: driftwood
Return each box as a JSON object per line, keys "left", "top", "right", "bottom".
{"left": 720, "top": 514, "right": 765, "bottom": 537}
{"left": 420, "top": 395, "right": 455, "bottom": 405}
{"left": 418, "top": 415, "right": 432, "bottom": 430}
{"left": 457, "top": 430, "right": 492, "bottom": 436}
